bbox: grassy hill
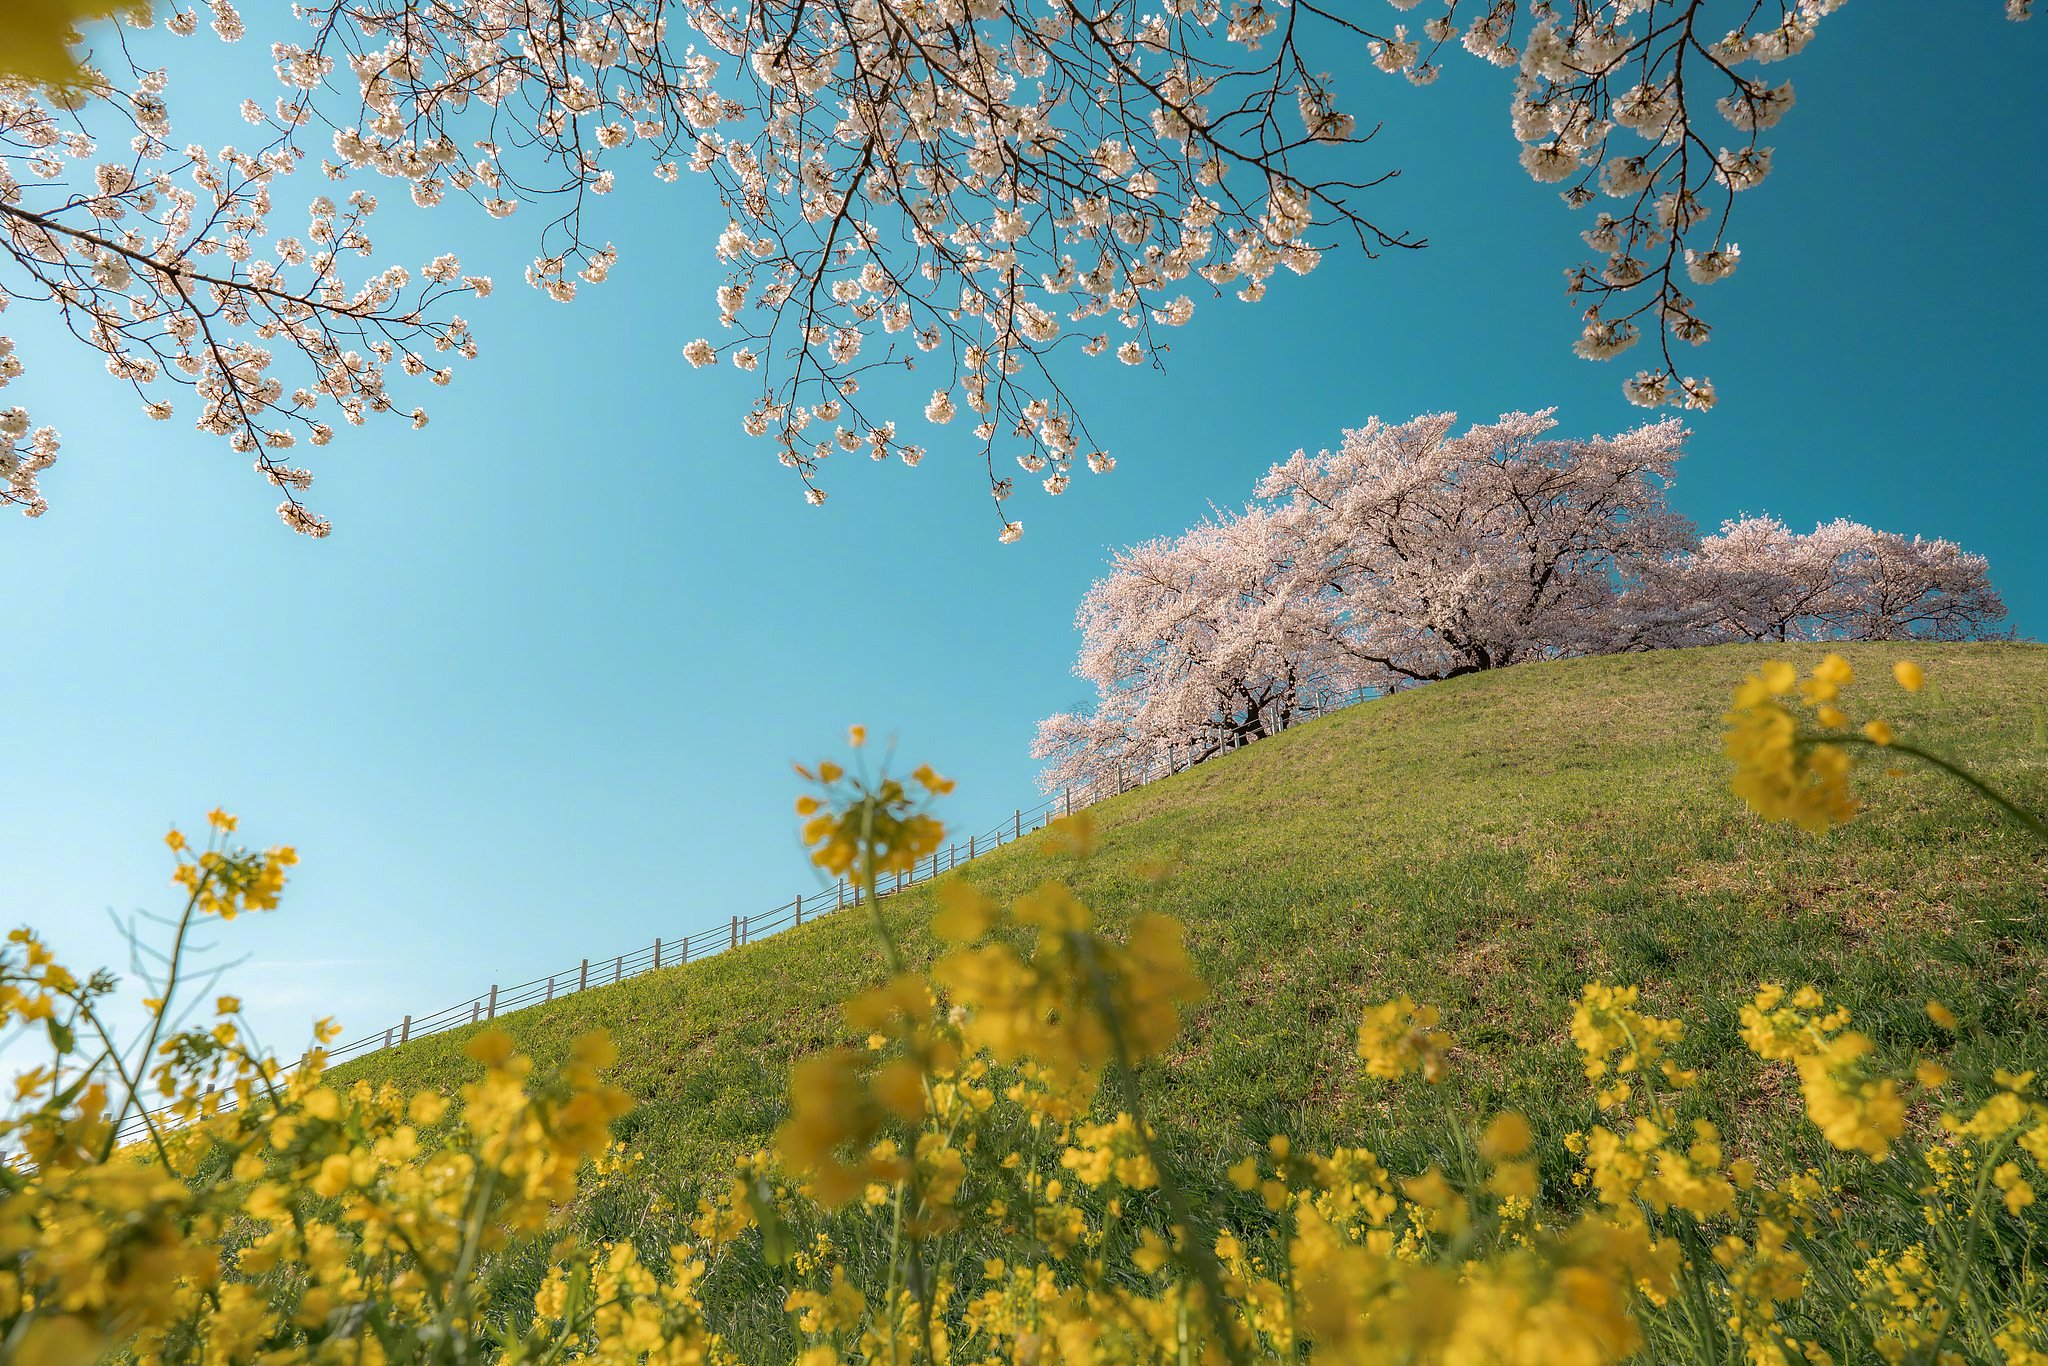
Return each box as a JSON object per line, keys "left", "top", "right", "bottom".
{"left": 340, "top": 641, "right": 2048, "bottom": 1209}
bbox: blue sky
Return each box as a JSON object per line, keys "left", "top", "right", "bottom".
{"left": 4, "top": 5, "right": 2041, "bottom": 1060}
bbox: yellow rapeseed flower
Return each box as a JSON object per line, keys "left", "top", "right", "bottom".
{"left": 932, "top": 881, "right": 995, "bottom": 943}
{"left": 1799, "top": 653, "right": 1853, "bottom": 704}
{"left": 465, "top": 1029, "right": 516, "bottom": 1067}
{"left": 0, "top": 0, "right": 141, "bottom": 88}
{"left": 1745, "top": 990, "right": 1906, "bottom": 1161}
{"left": 1042, "top": 811, "right": 1096, "bottom": 859}
{"left": 1481, "top": 1112, "right": 1533, "bottom": 1161}
{"left": 15, "top": 754, "right": 2047, "bottom": 1366}
{"left": 1724, "top": 661, "right": 1861, "bottom": 831}
{"left": 1356, "top": 996, "right": 1451, "bottom": 1084}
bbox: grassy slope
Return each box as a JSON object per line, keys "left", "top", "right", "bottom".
{"left": 341, "top": 642, "right": 2048, "bottom": 1199}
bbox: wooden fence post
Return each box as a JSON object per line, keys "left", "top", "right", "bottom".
{"left": 578, "top": 958, "right": 589, "bottom": 991}
{"left": 400, "top": 1014, "right": 411, "bottom": 1045}
{"left": 470, "top": 1001, "right": 480, "bottom": 1024}
{"left": 487, "top": 984, "right": 498, "bottom": 1019}
{"left": 1014, "top": 809, "right": 1021, "bottom": 839}
{"left": 730, "top": 915, "right": 739, "bottom": 950}
{"left": 681, "top": 936, "right": 690, "bottom": 963}
{"left": 383, "top": 1027, "right": 393, "bottom": 1050}
{"left": 969, "top": 834, "right": 976, "bottom": 859}
{"left": 614, "top": 954, "right": 622, "bottom": 983}
{"left": 653, "top": 937, "right": 662, "bottom": 970}
{"left": 1064, "top": 787, "right": 1071, "bottom": 816}
{"left": 546, "top": 976, "right": 554, "bottom": 1003}
{"left": 795, "top": 892, "right": 803, "bottom": 927}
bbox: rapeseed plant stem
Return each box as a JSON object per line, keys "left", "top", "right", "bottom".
{"left": 1073, "top": 931, "right": 1250, "bottom": 1366}
{"left": 1841, "top": 735, "right": 2048, "bottom": 844}
{"left": 1927, "top": 1129, "right": 2018, "bottom": 1363}
{"left": 96, "top": 876, "right": 206, "bottom": 1164}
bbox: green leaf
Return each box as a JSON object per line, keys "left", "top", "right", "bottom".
{"left": 749, "top": 1177, "right": 796, "bottom": 1266}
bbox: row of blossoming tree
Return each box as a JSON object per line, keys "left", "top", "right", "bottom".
{"left": 2, "top": 0, "right": 2034, "bottom": 537}
{"left": 1033, "top": 410, "right": 2007, "bottom": 794}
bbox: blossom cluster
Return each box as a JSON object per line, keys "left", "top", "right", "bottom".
{"left": 1722, "top": 652, "right": 1921, "bottom": 832}
{"left": 1034, "top": 411, "right": 2005, "bottom": 797}
{"left": 1353, "top": 0, "right": 2020, "bottom": 412}
{"left": 0, "top": 1, "right": 488, "bottom": 533}
{"left": 794, "top": 727, "right": 952, "bottom": 884}
{"left": 277, "top": 0, "right": 2035, "bottom": 524}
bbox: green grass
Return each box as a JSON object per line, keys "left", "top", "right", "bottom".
{"left": 339, "top": 642, "right": 2048, "bottom": 1214}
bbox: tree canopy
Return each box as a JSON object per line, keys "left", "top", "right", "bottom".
{"left": 0, "top": 0, "right": 2033, "bottom": 536}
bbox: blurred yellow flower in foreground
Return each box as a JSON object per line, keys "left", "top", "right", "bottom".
{"left": 0, "top": 0, "right": 140, "bottom": 88}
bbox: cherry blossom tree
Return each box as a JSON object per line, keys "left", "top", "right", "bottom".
{"left": 1686, "top": 514, "right": 2009, "bottom": 643}
{"left": 1257, "top": 409, "right": 1697, "bottom": 686}
{"left": 1031, "top": 505, "right": 1359, "bottom": 795}
{"left": 3, "top": 1, "right": 2033, "bottom": 538}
